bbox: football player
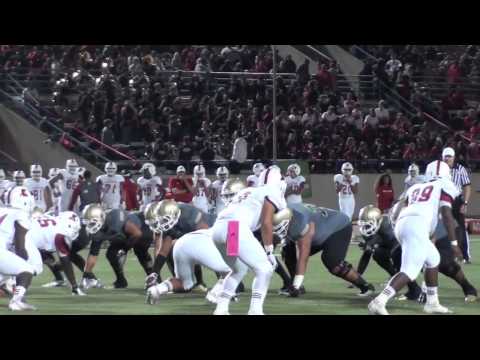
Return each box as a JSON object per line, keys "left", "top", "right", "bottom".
{"left": 334, "top": 162, "right": 359, "bottom": 220}
{"left": 24, "top": 164, "right": 53, "bottom": 212}
{"left": 81, "top": 203, "right": 155, "bottom": 288}
{"left": 192, "top": 164, "right": 211, "bottom": 214}
{"left": 13, "top": 170, "right": 26, "bottom": 186}
{"left": 210, "top": 166, "right": 230, "bottom": 215}
{"left": 48, "top": 168, "right": 62, "bottom": 215}
{"left": 357, "top": 205, "right": 477, "bottom": 302}
{"left": 26, "top": 211, "right": 85, "bottom": 295}
{"left": 404, "top": 163, "right": 424, "bottom": 191}
{"left": 246, "top": 163, "right": 265, "bottom": 187}
{"left": 137, "top": 163, "right": 163, "bottom": 212}
{"left": 0, "top": 169, "right": 14, "bottom": 206}
{"left": 211, "top": 165, "right": 287, "bottom": 315}
{"left": 0, "top": 186, "right": 37, "bottom": 310}
{"left": 49, "top": 159, "right": 80, "bottom": 213}
{"left": 285, "top": 163, "right": 306, "bottom": 206}
{"left": 281, "top": 203, "right": 375, "bottom": 297}
{"left": 97, "top": 162, "right": 125, "bottom": 210}
{"left": 368, "top": 161, "right": 459, "bottom": 315}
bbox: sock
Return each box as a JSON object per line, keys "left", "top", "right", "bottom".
{"left": 215, "top": 276, "right": 237, "bottom": 313}
{"left": 12, "top": 286, "right": 26, "bottom": 302}
{"left": 351, "top": 276, "right": 369, "bottom": 292}
{"left": 248, "top": 267, "right": 273, "bottom": 314}
{"left": 426, "top": 286, "right": 439, "bottom": 305}
{"left": 194, "top": 265, "right": 204, "bottom": 285}
{"left": 376, "top": 286, "right": 396, "bottom": 306}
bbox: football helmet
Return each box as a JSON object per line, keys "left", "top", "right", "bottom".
{"left": 193, "top": 165, "right": 206, "bottom": 178}
{"left": 81, "top": 203, "right": 106, "bottom": 235}
{"left": 272, "top": 207, "right": 293, "bottom": 241}
{"left": 141, "top": 163, "right": 156, "bottom": 178}
{"left": 105, "top": 162, "right": 117, "bottom": 176}
{"left": 252, "top": 163, "right": 265, "bottom": 177}
{"left": 56, "top": 211, "right": 82, "bottom": 243}
{"left": 287, "top": 163, "right": 301, "bottom": 178}
{"left": 77, "top": 167, "right": 86, "bottom": 177}
{"left": 358, "top": 205, "right": 383, "bottom": 237}
{"left": 30, "top": 164, "right": 43, "bottom": 180}
{"left": 48, "top": 168, "right": 60, "bottom": 179}
{"left": 408, "top": 163, "right": 419, "bottom": 178}
{"left": 341, "top": 162, "right": 354, "bottom": 176}
{"left": 13, "top": 171, "right": 26, "bottom": 186}
{"left": 144, "top": 200, "right": 181, "bottom": 233}
{"left": 5, "top": 186, "right": 35, "bottom": 215}
{"left": 221, "top": 178, "right": 246, "bottom": 206}
{"left": 216, "top": 166, "right": 229, "bottom": 181}
{"left": 66, "top": 159, "right": 78, "bottom": 175}
{"left": 0, "top": 169, "right": 5, "bottom": 181}
{"left": 425, "top": 160, "right": 451, "bottom": 181}
{"left": 31, "top": 207, "right": 45, "bottom": 220}
{"left": 258, "top": 165, "right": 283, "bottom": 187}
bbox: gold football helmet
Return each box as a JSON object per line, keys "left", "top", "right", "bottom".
{"left": 221, "top": 178, "right": 246, "bottom": 206}
{"left": 272, "top": 207, "right": 293, "bottom": 241}
{"left": 358, "top": 205, "right": 383, "bottom": 237}
{"left": 81, "top": 203, "right": 106, "bottom": 234}
{"left": 145, "top": 200, "right": 181, "bottom": 233}
{"left": 31, "top": 206, "right": 45, "bottom": 220}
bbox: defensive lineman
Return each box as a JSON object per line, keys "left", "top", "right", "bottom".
{"left": 334, "top": 162, "right": 359, "bottom": 220}
{"left": 24, "top": 164, "right": 53, "bottom": 212}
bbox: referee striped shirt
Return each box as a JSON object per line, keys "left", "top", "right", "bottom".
{"left": 451, "top": 163, "right": 471, "bottom": 192}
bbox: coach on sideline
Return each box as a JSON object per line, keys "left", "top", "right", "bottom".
{"left": 442, "top": 147, "right": 472, "bottom": 263}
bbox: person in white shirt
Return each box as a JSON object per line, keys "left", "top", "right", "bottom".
{"left": 364, "top": 108, "right": 379, "bottom": 128}
{"left": 334, "top": 162, "right": 360, "bottom": 220}
{"left": 246, "top": 163, "right": 265, "bottom": 188}
{"left": 385, "top": 55, "right": 403, "bottom": 78}
{"left": 404, "top": 163, "right": 425, "bottom": 191}
{"left": 374, "top": 100, "right": 389, "bottom": 121}
{"left": 321, "top": 105, "right": 338, "bottom": 123}
{"left": 192, "top": 165, "right": 211, "bottom": 214}
{"left": 137, "top": 163, "right": 163, "bottom": 212}
{"left": 24, "top": 164, "right": 53, "bottom": 212}
{"left": 96, "top": 162, "right": 125, "bottom": 210}
{"left": 285, "top": 163, "right": 306, "bottom": 206}
{"left": 231, "top": 131, "right": 247, "bottom": 164}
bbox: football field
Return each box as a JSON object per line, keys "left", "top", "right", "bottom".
{"left": 1, "top": 240, "right": 480, "bottom": 315}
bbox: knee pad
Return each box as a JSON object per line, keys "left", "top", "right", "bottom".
{"left": 439, "top": 259, "right": 461, "bottom": 278}
{"left": 330, "top": 260, "right": 353, "bottom": 277}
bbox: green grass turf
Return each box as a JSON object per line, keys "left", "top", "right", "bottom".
{"left": 1, "top": 239, "right": 480, "bottom": 315}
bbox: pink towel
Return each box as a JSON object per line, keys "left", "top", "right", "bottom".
{"left": 226, "top": 221, "right": 240, "bottom": 256}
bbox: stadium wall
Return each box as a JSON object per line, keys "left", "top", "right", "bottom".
{"left": 0, "top": 104, "right": 102, "bottom": 177}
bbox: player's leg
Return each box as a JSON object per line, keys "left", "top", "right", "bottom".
{"left": 389, "top": 245, "right": 423, "bottom": 301}
{"left": 321, "top": 224, "right": 374, "bottom": 296}
{"left": 106, "top": 241, "right": 129, "bottom": 288}
{"left": 133, "top": 239, "right": 154, "bottom": 275}
{"left": 25, "top": 237, "right": 43, "bottom": 276}
{"left": 423, "top": 241, "right": 451, "bottom": 313}
{"left": 40, "top": 250, "right": 65, "bottom": 287}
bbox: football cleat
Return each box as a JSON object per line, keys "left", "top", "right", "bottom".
{"left": 247, "top": 309, "right": 264, "bottom": 315}
{"left": 213, "top": 309, "right": 230, "bottom": 315}
{"left": 191, "top": 283, "right": 208, "bottom": 294}
{"left": 146, "top": 287, "right": 161, "bottom": 305}
{"left": 465, "top": 295, "right": 477, "bottom": 303}
{"left": 81, "top": 278, "right": 104, "bottom": 290}
{"left": 368, "top": 299, "right": 389, "bottom": 315}
{"left": 357, "top": 284, "right": 375, "bottom": 297}
{"left": 9, "top": 299, "right": 36, "bottom": 311}
{"left": 423, "top": 303, "right": 452, "bottom": 314}
{"left": 42, "top": 280, "right": 66, "bottom": 288}
{"left": 113, "top": 277, "right": 128, "bottom": 289}
{"left": 144, "top": 273, "right": 159, "bottom": 290}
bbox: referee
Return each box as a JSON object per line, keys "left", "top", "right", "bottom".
{"left": 442, "top": 147, "right": 472, "bottom": 263}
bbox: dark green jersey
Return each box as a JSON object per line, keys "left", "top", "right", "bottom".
{"left": 89, "top": 209, "right": 128, "bottom": 256}
{"left": 164, "top": 203, "right": 214, "bottom": 240}
{"left": 287, "top": 203, "right": 350, "bottom": 247}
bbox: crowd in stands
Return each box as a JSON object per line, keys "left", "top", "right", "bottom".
{"left": 2, "top": 45, "right": 480, "bottom": 172}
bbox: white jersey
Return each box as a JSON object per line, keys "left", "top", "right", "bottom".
{"left": 399, "top": 178, "right": 460, "bottom": 235}
{"left": 246, "top": 174, "right": 261, "bottom": 188}
{"left": 26, "top": 215, "right": 62, "bottom": 252}
{"left": 0, "top": 207, "right": 31, "bottom": 248}
{"left": 0, "top": 180, "right": 14, "bottom": 206}
{"left": 285, "top": 175, "right": 306, "bottom": 205}
{"left": 217, "top": 185, "right": 287, "bottom": 231}
{"left": 334, "top": 174, "right": 359, "bottom": 198}
{"left": 404, "top": 175, "right": 425, "bottom": 191}
{"left": 97, "top": 174, "right": 125, "bottom": 209}
{"left": 58, "top": 169, "right": 79, "bottom": 211}
{"left": 137, "top": 176, "right": 163, "bottom": 209}
{"left": 211, "top": 179, "right": 228, "bottom": 214}
{"left": 24, "top": 177, "right": 50, "bottom": 211}
{"left": 192, "top": 176, "right": 211, "bottom": 213}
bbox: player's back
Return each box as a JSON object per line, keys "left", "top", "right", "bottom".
{"left": 217, "top": 185, "right": 286, "bottom": 231}
{"left": 28, "top": 215, "right": 58, "bottom": 252}
{"left": 0, "top": 207, "right": 31, "bottom": 247}
{"left": 246, "top": 174, "right": 259, "bottom": 187}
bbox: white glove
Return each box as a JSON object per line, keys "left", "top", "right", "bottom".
{"left": 72, "top": 286, "right": 86, "bottom": 296}
{"left": 264, "top": 245, "right": 277, "bottom": 270}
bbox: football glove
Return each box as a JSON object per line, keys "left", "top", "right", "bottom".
{"left": 145, "top": 273, "right": 159, "bottom": 290}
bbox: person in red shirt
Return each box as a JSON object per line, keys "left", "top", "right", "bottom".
{"left": 121, "top": 170, "right": 139, "bottom": 210}
{"left": 374, "top": 173, "right": 395, "bottom": 213}
{"left": 168, "top": 165, "right": 194, "bottom": 203}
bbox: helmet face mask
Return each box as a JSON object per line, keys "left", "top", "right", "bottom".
{"left": 105, "top": 162, "right": 117, "bottom": 176}
{"left": 358, "top": 205, "right": 383, "bottom": 237}
{"left": 252, "top": 163, "right": 265, "bottom": 177}
{"left": 81, "top": 204, "right": 106, "bottom": 235}
{"left": 13, "top": 171, "right": 26, "bottom": 186}
{"left": 194, "top": 165, "right": 206, "bottom": 178}
{"left": 216, "top": 166, "right": 229, "bottom": 181}
{"left": 146, "top": 200, "right": 181, "bottom": 233}
{"left": 341, "top": 162, "right": 354, "bottom": 176}
{"left": 221, "top": 178, "right": 246, "bottom": 206}
{"left": 66, "top": 159, "right": 78, "bottom": 175}
{"left": 287, "top": 164, "right": 300, "bottom": 178}
{"left": 30, "top": 165, "right": 42, "bottom": 180}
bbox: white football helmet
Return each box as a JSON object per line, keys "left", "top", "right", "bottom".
{"left": 425, "top": 160, "right": 451, "bottom": 181}
{"left": 31, "top": 207, "right": 45, "bottom": 220}
{"left": 105, "top": 162, "right": 117, "bottom": 176}
{"left": 287, "top": 163, "right": 301, "bottom": 177}
{"left": 252, "top": 163, "right": 265, "bottom": 177}
{"left": 48, "top": 168, "right": 60, "bottom": 179}
{"left": 341, "top": 162, "right": 354, "bottom": 176}
{"left": 0, "top": 169, "right": 5, "bottom": 181}
{"left": 216, "top": 166, "right": 229, "bottom": 181}
{"left": 77, "top": 167, "right": 86, "bottom": 177}
{"left": 66, "top": 159, "right": 78, "bottom": 175}
{"left": 193, "top": 165, "right": 206, "bottom": 178}
{"left": 141, "top": 163, "right": 157, "bottom": 177}
{"left": 258, "top": 165, "right": 283, "bottom": 187}
{"left": 56, "top": 211, "right": 81, "bottom": 243}
{"left": 408, "top": 163, "right": 419, "bottom": 178}
{"left": 13, "top": 170, "right": 26, "bottom": 186}
{"left": 30, "top": 164, "right": 43, "bottom": 180}
{"left": 6, "top": 186, "right": 35, "bottom": 215}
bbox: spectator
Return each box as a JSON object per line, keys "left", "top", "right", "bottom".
{"left": 374, "top": 100, "right": 389, "bottom": 121}
{"left": 168, "top": 165, "right": 194, "bottom": 203}
{"left": 374, "top": 173, "right": 395, "bottom": 213}
{"left": 231, "top": 130, "right": 247, "bottom": 164}
{"left": 281, "top": 54, "right": 297, "bottom": 73}
{"left": 101, "top": 119, "right": 116, "bottom": 157}
{"left": 447, "top": 60, "right": 462, "bottom": 84}
{"left": 321, "top": 105, "right": 337, "bottom": 123}
{"left": 297, "top": 58, "right": 310, "bottom": 85}
{"left": 364, "top": 108, "right": 379, "bottom": 128}
{"left": 178, "top": 136, "right": 194, "bottom": 162}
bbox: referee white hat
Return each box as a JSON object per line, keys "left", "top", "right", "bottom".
{"left": 442, "top": 147, "right": 455, "bottom": 158}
